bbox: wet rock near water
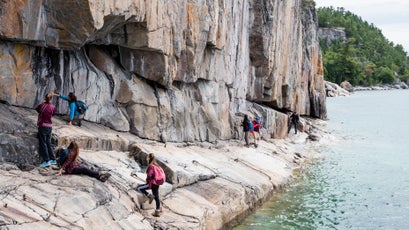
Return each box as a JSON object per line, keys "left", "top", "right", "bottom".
{"left": 325, "top": 81, "right": 350, "bottom": 97}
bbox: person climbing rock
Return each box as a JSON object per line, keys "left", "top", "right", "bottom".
{"left": 53, "top": 92, "right": 83, "bottom": 127}
{"left": 134, "top": 153, "right": 166, "bottom": 217}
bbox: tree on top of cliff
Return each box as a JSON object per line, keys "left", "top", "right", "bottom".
{"left": 317, "top": 6, "right": 409, "bottom": 86}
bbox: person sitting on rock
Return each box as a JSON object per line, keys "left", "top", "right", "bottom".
{"left": 57, "top": 141, "right": 111, "bottom": 182}
{"left": 53, "top": 92, "right": 82, "bottom": 127}
{"left": 133, "top": 153, "right": 166, "bottom": 217}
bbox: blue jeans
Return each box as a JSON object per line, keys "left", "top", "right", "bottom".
{"left": 38, "top": 127, "right": 55, "bottom": 162}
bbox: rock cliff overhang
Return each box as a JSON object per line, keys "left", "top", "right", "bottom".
{"left": 0, "top": 0, "right": 326, "bottom": 145}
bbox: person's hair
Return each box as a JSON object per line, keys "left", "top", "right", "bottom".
{"left": 147, "top": 153, "right": 160, "bottom": 168}
{"left": 244, "top": 115, "right": 249, "bottom": 121}
{"left": 68, "top": 141, "right": 80, "bottom": 162}
{"left": 44, "top": 93, "right": 52, "bottom": 103}
{"left": 68, "top": 92, "right": 77, "bottom": 102}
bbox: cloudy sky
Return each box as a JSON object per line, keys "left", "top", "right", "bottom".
{"left": 315, "top": 0, "right": 409, "bottom": 53}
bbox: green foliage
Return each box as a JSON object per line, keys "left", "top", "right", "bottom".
{"left": 374, "top": 67, "right": 395, "bottom": 84}
{"left": 318, "top": 7, "right": 409, "bottom": 86}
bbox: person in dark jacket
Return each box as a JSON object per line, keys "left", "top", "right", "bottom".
{"left": 57, "top": 141, "right": 111, "bottom": 182}
{"left": 35, "top": 92, "right": 57, "bottom": 167}
{"left": 241, "top": 115, "right": 251, "bottom": 147}
{"left": 53, "top": 92, "right": 82, "bottom": 126}
{"left": 288, "top": 112, "right": 299, "bottom": 134}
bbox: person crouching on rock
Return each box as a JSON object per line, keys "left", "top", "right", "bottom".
{"left": 57, "top": 141, "right": 111, "bottom": 182}
{"left": 134, "top": 153, "right": 166, "bottom": 217}
{"left": 53, "top": 92, "right": 82, "bottom": 127}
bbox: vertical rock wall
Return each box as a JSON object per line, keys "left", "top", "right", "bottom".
{"left": 0, "top": 0, "right": 326, "bottom": 143}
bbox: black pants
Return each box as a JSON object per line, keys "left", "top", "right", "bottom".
{"left": 288, "top": 122, "right": 297, "bottom": 134}
{"left": 38, "top": 127, "right": 56, "bottom": 162}
{"left": 71, "top": 167, "right": 100, "bottom": 180}
{"left": 137, "top": 184, "right": 160, "bottom": 210}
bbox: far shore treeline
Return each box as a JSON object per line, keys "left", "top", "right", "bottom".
{"left": 318, "top": 6, "right": 409, "bottom": 86}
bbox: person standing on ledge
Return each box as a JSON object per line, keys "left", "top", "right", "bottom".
{"left": 35, "top": 92, "right": 57, "bottom": 167}
{"left": 53, "top": 92, "right": 82, "bottom": 127}
{"left": 241, "top": 115, "right": 252, "bottom": 147}
{"left": 252, "top": 116, "right": 261, "bottom": 141}
{"left": 288, "top": 111, "right": 299, "bottom": 134}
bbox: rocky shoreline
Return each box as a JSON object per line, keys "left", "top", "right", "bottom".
{"left": 325, "top": 80, "right": 409, "bottom": 98}
{"left": 0, "top": 105, "right": 332, "bottom": 229}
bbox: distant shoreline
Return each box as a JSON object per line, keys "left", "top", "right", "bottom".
{"left": 326, "top": 80, "right": 408, "bottom": 97}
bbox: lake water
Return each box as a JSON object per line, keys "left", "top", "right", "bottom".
{"left": 235, "top": 90, "right": 409, "bottom": 229}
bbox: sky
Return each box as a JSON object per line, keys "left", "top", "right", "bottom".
{"left": 314, "top": 0, "right": 409, "bottom": 53}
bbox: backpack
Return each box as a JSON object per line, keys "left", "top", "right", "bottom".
{"left": 76, "top": 100, "right": 88, "bottom": 114}
{"left": 57, "top": 148, "right": 69, "bottom": 166}
{"left": 252, "top": 120, "right": 260, "bottom": 132}
{"left": 247, "top": 120, "right": 254, "bottom": 131}
{"left": 153, "top": 165, "right": 166, "bottom": 185}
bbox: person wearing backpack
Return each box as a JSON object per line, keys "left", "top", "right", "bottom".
{"left": 241, "top": 115, "right": 252, "bottom": 147}
{"left": 134, "top": 153, "right": 166, "bottom": 217}
{"left": 57, "top": 141, "right": 111, "bottom": 182}
{"left": 53, "top": 92, "right": 85, "bottom": 127}
{"left": 252, "top": 116, "right": 261, "bottom": 146}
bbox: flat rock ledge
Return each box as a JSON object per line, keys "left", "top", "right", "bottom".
{"left": 0, "top": 113, "right": 330, "bottom": 229}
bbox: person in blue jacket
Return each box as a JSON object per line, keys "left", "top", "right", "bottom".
{"left": 53, "top": 92, "right": 82, "bottom": 126}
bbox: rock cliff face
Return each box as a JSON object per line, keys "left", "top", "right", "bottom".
{"left": 0, "top": 1, "right": 327, "bottom": 228}
{"left": 318, "top": 27, "right": 347, "bottom": 46}
{"left": 0, "top": 0, "right": 326, "bottom": 144}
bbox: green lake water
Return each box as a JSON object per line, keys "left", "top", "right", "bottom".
{"left": 235, "top": 90, "right": 409, "bottom": 229}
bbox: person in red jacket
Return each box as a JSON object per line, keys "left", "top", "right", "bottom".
{"left": 134, "top": 153, "right": 165, "bottom": 217}
{"left": 57, "top": 141, "right": 111, "bottom": 182}
{"left": 252, "top": 116, "right": 261, "bottom": 142}
{"left": 35, "top": 92, "right": 57, "bottom": 167}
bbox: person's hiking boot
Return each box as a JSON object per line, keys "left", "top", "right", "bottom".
{"left": 39, "top": 161, "right": 51, "bottom": 168}
{"left": 48, "top": 160, "right": 57, "bottom": 165}
{"left": 99, "top": 172, "right": 111, "bottom": 182}
{"left": 152, "top": 209, "right": 161, "bottom": 217}
{"left": 78, "top": 120, "right": 82, "bottom": 127}
{"left": 147, "top": 194, "right": 154, "bottom": 204}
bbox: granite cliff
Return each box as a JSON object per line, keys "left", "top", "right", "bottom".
{"left": 0, "top": 0, "right": 325, "bottom": 144}
{"left": 0, "top": 0, "right": 327, "bottom": 229}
